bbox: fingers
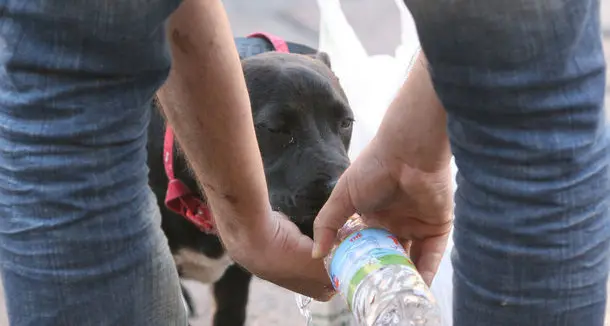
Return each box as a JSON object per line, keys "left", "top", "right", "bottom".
{"left": 275, "top": 221, "right": 336, "bottom": 301}
{"left": 239, "top": 215, "right": 336, "bottom": 301}
{"left": 270, "top": 254, "right": 335, "bottom": 301}
{"left": 312, "top": 174, "right": 356, "bottom": 259}
{"left": 409, "top": 231, "right": 450, "bottom": 286}
{"left": 292, "top": 229, "right": 337, "bottom": 300}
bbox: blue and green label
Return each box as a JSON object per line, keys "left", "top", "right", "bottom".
{"left": 328, "top": 228, "right": 415, "bottom": 308}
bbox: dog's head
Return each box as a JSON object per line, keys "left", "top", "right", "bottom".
{"left": 243, "top": 52, "right": 353, "bottom": 238}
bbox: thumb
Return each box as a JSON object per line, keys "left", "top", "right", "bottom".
{"left": 312, "top": 174, "right": 356, "bottom": 259}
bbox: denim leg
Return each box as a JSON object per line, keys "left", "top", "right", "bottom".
{"left": 404, "top": 0, "right": 609, "bottom": 324}
{"left": 0, "top": 1, "right": 187, "bottom": 325}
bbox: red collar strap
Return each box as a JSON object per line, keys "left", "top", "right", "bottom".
{"left": 163, "top": 32, "right": 289, "bottom": 233}
{"left": 246, "top": 32, "right": 290, "bottom": 53}
{"left": 163, "top": 126, "right": 215, "bottom": 233}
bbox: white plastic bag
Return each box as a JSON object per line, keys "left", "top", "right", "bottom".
{"left": 311, "top": 0, "right": 456, "bottom": 325}
{"left": 317, "top": 0, "right": 420, "bottom": 162}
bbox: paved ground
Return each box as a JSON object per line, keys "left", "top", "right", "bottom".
{"left": 0, "top": 1, "right": 609, "bottom": 326}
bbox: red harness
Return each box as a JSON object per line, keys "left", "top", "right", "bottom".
{"left": 163, "top": 32, "right": 290, "bottom": 234}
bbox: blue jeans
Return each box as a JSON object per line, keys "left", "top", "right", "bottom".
{"left": 0, "top": 1, "right": 187, "bottom": 325}
{"left": 405, "top": 0, "right": 609, "bottom": 325}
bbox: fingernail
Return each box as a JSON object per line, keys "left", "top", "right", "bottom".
{"left": 312, "top": 242, "right": 323, "bottom": 259}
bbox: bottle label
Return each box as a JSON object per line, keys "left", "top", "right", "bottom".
{"left": 328, "top": 228, "right": 415, "bottom": 308}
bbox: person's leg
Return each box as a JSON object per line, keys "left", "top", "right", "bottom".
{"left": 0, "top": 1, "right": 188, "bottom": 325}
{"left": 405, "top": 0, "right": 609, "bottom": 324}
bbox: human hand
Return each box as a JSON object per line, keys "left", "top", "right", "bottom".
{"left": 219, "top": 210, "right": 335, "bottom": 301}
{"left": 312, "top": 137, "right": 453, "bottom": 285}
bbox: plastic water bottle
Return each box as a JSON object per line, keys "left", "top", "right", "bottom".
{"left": 296, "top": 294, "right": 355, "bottom": 326}
{"left": 297, "top": 215, "right": 441, "bottom": 326}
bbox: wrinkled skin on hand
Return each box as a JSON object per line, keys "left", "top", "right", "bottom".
{"left": 312, "top": 137, "right": 453, "bottom": 285}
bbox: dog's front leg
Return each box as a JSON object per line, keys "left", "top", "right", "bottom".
{"left": 212, "top": 264, "right": 252, "bottom": 326}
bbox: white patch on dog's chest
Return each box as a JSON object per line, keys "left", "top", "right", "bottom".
{"left": 173, "top": 248, "right": 233, "bottom": 283}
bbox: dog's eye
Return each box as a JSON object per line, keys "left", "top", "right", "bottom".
{"left": 266, "top": 127, "right": 290, "bottom": 135}
{"left": 256, "top": 125, "right": 294, "bottom": 145}
{"left": 339, "top": 118, "right": 354, "bottom": 129}
{"left": 255, "top": 124, "right": 289, "bottom": 135}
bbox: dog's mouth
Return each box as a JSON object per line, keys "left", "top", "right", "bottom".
{"left": 272, "top": 204, "right": 318, "bottom": 221}
{"left": 271, "top": 205, "right": 320, "bottom": 239}
{"left": 271, "top": 192, "right": 326, "bottom": 212}
{"left": 288, "top": 212, "right": 318, "bottom": 224}
{"left": 293, "top": 218, "right": 316, "bottom": 239}
{"left": 270, "top": 187, "right": 340, "bottom": 238}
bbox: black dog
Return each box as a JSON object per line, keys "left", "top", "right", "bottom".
{"left": 147, "top": 36, "right": 353, "bottom": 326}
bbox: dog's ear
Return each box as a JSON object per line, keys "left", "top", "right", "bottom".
{"left": 315, "top": 52, "right": 332, "bottom": 69}
{"left": 307, "top": 52, "right": 332, "bottom": 69}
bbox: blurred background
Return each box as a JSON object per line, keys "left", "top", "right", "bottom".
{"left": 0, "top": 1, "right": 608, "bottom": 325}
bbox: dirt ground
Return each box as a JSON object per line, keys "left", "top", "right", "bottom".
{"left": 0, "top": 1, "right": 608, "bottom": 326}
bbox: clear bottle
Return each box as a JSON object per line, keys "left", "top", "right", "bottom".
{"left": 298, "top": 215, "right": 441, "bottom": 326}
{"left": 296, "top": 294, "right": 355, "bottom": 326}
